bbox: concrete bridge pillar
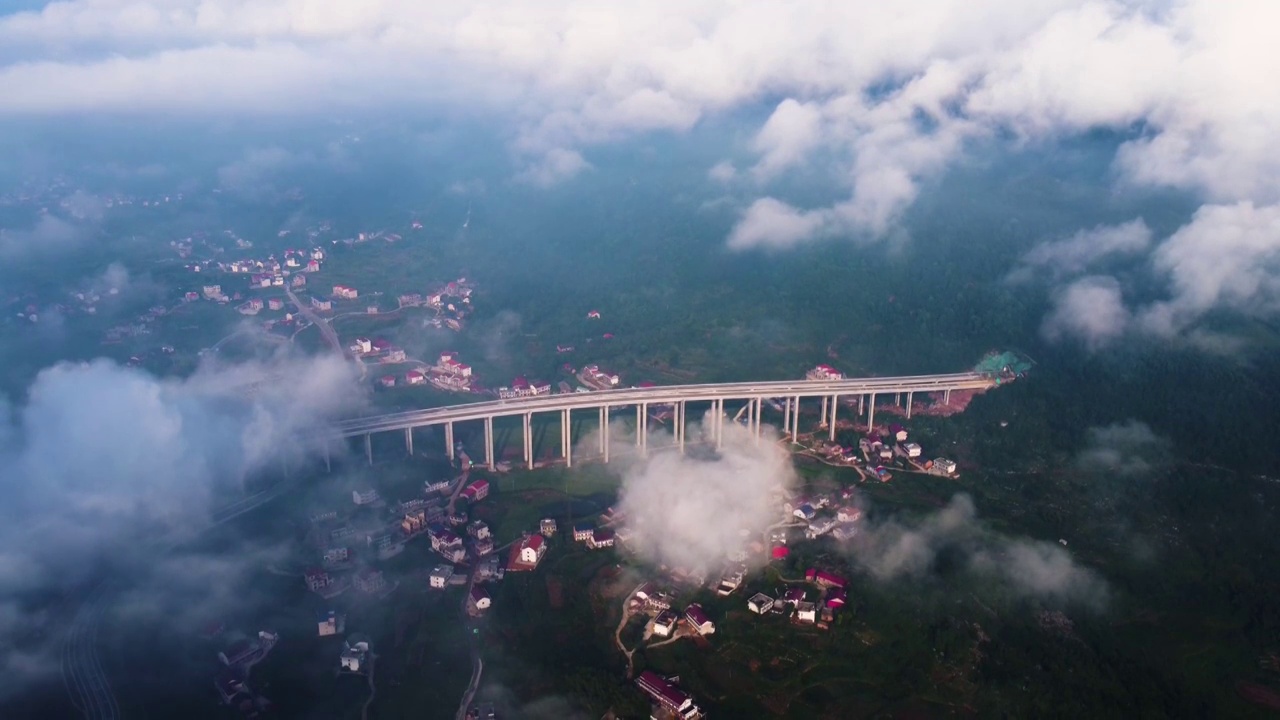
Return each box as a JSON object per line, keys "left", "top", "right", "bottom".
{"left": 906, "top": 391, "right": 913, "bottom": 420}
{"left": 635, "top": 404, "right": 643, "bottom": 448}
{"left": 829, "top": 394, "right": 839, "bottom": 441}
{"left": 445, "top": 422, "right": 455, "bottom": 461}
{"left": 484, "top": 416, "right": 494, "bottom": 471}
{"left": 792, "top": 395, "right": 800, "bottom": 440}
{"left": 677, "top": 401, "right": 686, "bottom": 453}
{"left": 944, "top": 388, "right": 951, "bottom": 405}
{"left": 640, "top": 403, "right": 649, "bottom": 456}
{"left": 867, "top": 393, "right": 876, "bottom": 436}
{"left": 405, "top": 427, "right": 414, "bottom": 456}
{"left": 859, "top": 394, "right": 864, "bottom": 415}
{"left": 783, "top": 398, "right": 791, "bottom": 440}
{"left": 715, "top": 398, "right": 724, "bottom": 450}
{"left": 563, "top": 408, "right": 572, "bottom": 468}
{"left": 523, "top": 412, "right": 533, "bottom": 470}
{"left": 821, "top": 396, "right": 829, "bottom": 427}
{"left": 365, "top": 433, "right": 373, "bottom": 466}
{"left": 603, "top": 406, "right": 611, "bottom": 463}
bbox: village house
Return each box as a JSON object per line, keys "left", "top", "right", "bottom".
{"left": 340, "top": 637, "right": 369, "bottom": 672}
{"left": 311, "top": 297, "right": 332, "bottom": 312}
{"left": 317, "top": 610, "right": 344, "bottom": 637}
{"left": 651, "top": 609, "right": 678, "bottom": 638}
{"left": 795, "top": 601, "right": 818, "bottom": 623}
{"left": 460, "top": 479, "right": 489, "bottom": 503}
{"left": 832, "top": 523, "right": 859, "bottom": 542}
{"left": 806, "top": 569, "right": 848, "bottom": 588}
{"left": 468, "top": 520, "right": 491, "bottom": 540}
{"left": 429, "top": 565, "right": 454, "bottom": 589}
{"left": 572, "top": 524, "right": 594, "bottom": 542}
{"left": 793, "top": 503, "right": 817, "bottom": 521}
{"left": 636, "top": 671, "right": 702, "bottom": 720}
{"left": 385, "top": 348, "right": 407, "bottom": 363}
{"left": 748, "top": 593, "right": 775, "bottom": 614}
{"left": 322, "top": 547, "right": 350, "bottom": 565}
{"left": 472, "top": 537, "right": 495, "bottom": 557}
{"left": 305, "top": 259, "right": 321, "bottom": 272}
{"left": 352, "top": 488, "right": 380, "bottom": 506}
{"left": 806, "top": 364, "right": 844, "bottom": 381}
{"left": 405, "top": 370, "right": 426, "bottom": 385}
{"left": 684, "top": 604, "right": 715, "bottom": 635}
{"left": 424, "top": 478, "right": 451, "bottom": 494}
{"left": 508, "top": 533, "right": 547, "bottom": 570}
{"left": 540, "top": 518, "right": 557, "bottom": 536}
{"left": 402, "top": 510, "right": 427, "bottom": 535}
{"left": 806, "top": 516, "right": 838, "bottom": 539}
{"left": 304, "top": 568, "right": 332, "bottom": 592}
{"left": 467, "top": 585, "right": 491, "bottom": 614}
{"left": 475, "top": 555, "right": 503, "bottom": 582}
{"left": 825, "top": 587, "right": 848, "bottom": 609}
{"left": 268, "top": 298, "right": 284, "bottom": 311}
{"left": 378, "top": 375, "right": 396, "bottom": 388}
{"left": 586, "top": 528, "right": 615, "bottom": 550}
{"left": 353, "top": 568, "right": 386, "bottom": 594}
{"left": 782, "top": 587, "right": 807, "bottom": 606}
{"left": 837, "top": 506, "right": 862, "bottom": 523}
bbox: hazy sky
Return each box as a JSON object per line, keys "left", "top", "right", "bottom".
{"left": 2, "top": 0, "right": 1280, "bottom": 347}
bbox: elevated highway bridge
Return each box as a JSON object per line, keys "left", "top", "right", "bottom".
{"left": 325, "top": 371, "right": 995, "bottom": 470}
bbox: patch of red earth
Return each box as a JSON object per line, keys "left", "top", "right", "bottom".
{"left": 1237, "top": 681, "right": 1280, "bottom": 710}
{"left": 874, "top": 389, "right": 986, "bottom": 419}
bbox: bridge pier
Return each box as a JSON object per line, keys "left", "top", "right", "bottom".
{"left": 445, "top": 422, "right": 455, "bottom": 461}
{"left": 944, "top": 388, "right": 951, "bottom": 405}
{"left": 829, "top": 394, "right": 838, "bottom": 441}
{"left": 635, "top": 404, "right": 642, "bottom": 448}
{"left": 365, "top": 433, "right": 373, "bottom": 466}
{"left": 906, "top": 391, "right": 913, "bottom": 419}
{"left": 867, "top": 393, "right": 876, "bottom": 435}
{"left": 405, "top": 427, "right": 414, "bottom": 456}
{"left": 792, "top": 395, "right": 800, "bottom": 440}
{"left": 484, "top": 416, "right": 494, "bottom": 471}
{"left": 677, "top": 401, "right": 686, "bottom": 453}
{"left": 523, "top": 412, "right": 532, "bottom": 470}
{"left": 562, "top": 408, "right": 572, "bottom": 468}
{"left": 783, "top": 398, "right": 791, "bottom": 440}
{"left": 603, "top": 406, "right": 611, "bottom": 463}
{"left": 715, "top": 398, "right": 724, "bottom": 450}
{"left": 859, "top": 394, "right": 864, "bottom": 415}
{"left": 643, "top": 403, "right": 650, "bottom": 455}
{"left": 821, "top": 396, "right": 829, "bottom": 427}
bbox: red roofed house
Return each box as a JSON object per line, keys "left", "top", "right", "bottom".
{"left": 825, "top": 587, "right": 848, "bottom": 608}
{"left": 507, "top": 533, "right": 547, "bottom": 570}
{"left": 373, "top": 338, "right": 392, "bottom": 351}
{"left": 587, "top": 310, "right": 601, "bottom": 319}
{"left": 379, "top": 375, "right": 397, "bottom": 388}
{"left": 405, "top": 370, "right": 425, "bottom": 385}
{"left": 461, "top": 479, "right": 489, "bottom": 503}
{"left": 684, "top": 603, "right": 715, "bottom": 635}
{"left": 636, "top": 671, "right": 701, "bottom": 719}
{"left": 467, "top": 585, "right": 491, "bottom": 614}
{"left": 304, "top": 568, "right": 332, "bottom": 592}
{"left": 806, "top": 568, "right": 847, "bottom": 588}
{"left": 586, "top": 528, "right": 615, "bottom": 550}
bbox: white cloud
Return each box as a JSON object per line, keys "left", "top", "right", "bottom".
{"left": 1008, "top": 219, "right": 1153, "bottom": 284}
{"left": 1137, "top": 202, "right": 1280, "bottom": 336}
{"left": 750, "top": 98, "right": 823, "bottom": 179}
{"left": 1041, "top": 275, "right": 1131, "bottom": 350}
{"left": 707, "top": 160, "right": 736, "bottom": 183}
{"left": 1075, "top": 420, "right": 1170, "bottom": 477}
{"left": 726, "top": 197, "right": 827, "bottom": 250}
{"left": 616, "top": 413, "right": 795, "bottom": 572}
{"left": 854, "top": 494, "right": 1108, "bottom": 608}
{"left": 3, "top": 1, "right": 1280, "bottom": 335}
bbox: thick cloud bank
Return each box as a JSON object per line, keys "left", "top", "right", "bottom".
{"left": 616, "top": 416, "right": 794, "bottom": 572}
{"left": 852, "top": 495, "right": 1108, "bottom": 609}
{"left": 1075, "top": 419, "right": 1170, "bottom": 478}
{"left": 1, "top": 1, "right": 1278, "bottom": 341}
{"left": 0, "top": 354, "right": 362, "bottom": 693}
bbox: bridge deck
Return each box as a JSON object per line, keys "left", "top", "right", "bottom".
{"left": 332, "top": 372, "right": 993, "bottom": 438}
